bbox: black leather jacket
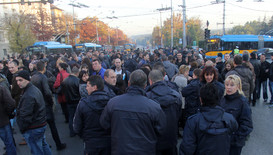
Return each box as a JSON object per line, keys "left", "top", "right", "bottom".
{"left": 61, "top": 75, "right": 81, "bottom": 104}
{"left": 31, "top": 72, "right": 54, "bottom": 106}
{"left": 16, "top": 83, "right": 47, "bottom": 133}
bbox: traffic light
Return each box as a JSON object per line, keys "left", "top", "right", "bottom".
{"left": 48, "top": 0, "right": 54, "bottom": 4}
{"left": 204, "top": 28, "right": 211, "bottom": 40}
{"left": 21, "top": 0, "right": 25, "bottom": 5}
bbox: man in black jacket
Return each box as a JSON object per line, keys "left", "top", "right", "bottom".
{"left": 74, "top": 75, "right": 111, "bottom": 155}
{"left": 15, "top": 70, "right": 52, "bottom": 155}
{"left": 250, "top": 52, "right": 261, "bottom": 106}
{"left": 31, "top": 61, "right": 66, "bottom": 150}
{"left": 180, "top": 83, "right": 238, "bottom": 155}
{"left": 259, "top": 54, "right": 270, "bottom": 103}
{"left": 269, "top": 54, "right": 273, "bottom": 105}
{"left": 100, "top": 70, "right": 166, "bottom": 155}
{"left": 146, "top": 70, "right": 182, "bottom": 155}
{"left": 61, "top": 66, "right": 81, "bottom": 137}
{"left": 103, "top": 69, "right": 118, "bottom": 98}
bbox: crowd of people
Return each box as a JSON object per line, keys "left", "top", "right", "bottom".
{"left": 2, "top": 46, "right": 272, "bottom": 154}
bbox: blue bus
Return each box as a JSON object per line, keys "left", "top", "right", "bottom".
{"left": 206, "top": 35, "right": 273, "bottom": 58}
{"left": 75, "top": 43, "right": 102, "bottom": 53}
{"left": 26, "top": 41, "right": 73, "bottom": 55}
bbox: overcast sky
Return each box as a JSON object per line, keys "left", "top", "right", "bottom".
{"left": 54, "top": 0, "right": 273, "bottom": 36}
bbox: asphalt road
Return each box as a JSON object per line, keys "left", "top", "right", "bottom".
{"left": 1, "top": 96, "right": 273, "bottom": 155}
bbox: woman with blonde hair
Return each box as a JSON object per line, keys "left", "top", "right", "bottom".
{"left": 172, "top": 65, "right": 190, "bottom": 93}
{"left": 220, "top": 75, "right": 253, "bottom": 155}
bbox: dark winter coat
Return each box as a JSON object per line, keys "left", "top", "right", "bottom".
{"left": 61, "top": 75, "right": 81, "bottom": 104}
{"left": 220, "top": 92, "right": 253, "bottom": 147}
{"left": 250, "top": 58, "right": 261, "bottom": 79}
{"left": 0, "top": 86, "right": 15, "bottom": 127}
{"left": 179, "top": 106, "right": 238, "bottom": 155}
{"left": 269, "top": 62, "right": 273, "bottom": 81}
{"left": 163, "top": 60, "right": 179, "bottom": 80}
{"left": 73, "top": 91, "right": 111, "bottom": 150}
{"left": 103, "top": 82, "right": 117, "bottom": 99}
{"left": 146, "top": 81, "right": 182, "bottom": 150}
{"left": 260, "top": 60, "right": 270, "bottom": 82}
{"left": 16, "top": 83, "right": 47, "bottom": 133}
{"left": 182, "top": 79, "right": 202, "bottom": 118}
{"left": 100, "top": 86, "right": 166, "bottom": 155}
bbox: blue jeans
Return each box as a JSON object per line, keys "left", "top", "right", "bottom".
{"left": 0, "top": 124, "right": 16, "bottom": 155}
{"left": 67, "top": 104, "right": 78, "bottom": 136}
{"left": 23, "top": 125, "right": 52, "bottom": 155}
{"left": 261, "top": 80, "right": 268, "bottom": 100}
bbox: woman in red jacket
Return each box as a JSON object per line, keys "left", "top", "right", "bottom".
{"left": 53, "top": 62, "right": 70, "bottom": 123}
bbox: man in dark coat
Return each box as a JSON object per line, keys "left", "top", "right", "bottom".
{"left": 259, "top": 54, "right": 270, "bottom": 103}
{"left": 31, "top": 61, "right": 66, "bottom": 150}
{"left": 103, "top": 69, "right": 118, "bottom": 98}
{"left": 0, "top": 85, "right": 16, "bottom": 155}
{"left": 249, "top": 52, "right": 261, "bottom": 106}
{"left": 100, "top": 70, "right": 166, "bottom": 155}
{"left": 74, "top": 75, "right": 111, "bottom": 155}
{"left": 61, "top": 66, "right": 81, "bottom": 137}
{"left": 146, "top": 70, "right": 182, "bottom": 155}
{"left": 180, "top": 83, "right": 238, "bottom": 155}
{"left": 226, "top": 55, "right": 254, "bottom": 103}
{"left": 15, "top": 70, "right": 52, "bottom": 155}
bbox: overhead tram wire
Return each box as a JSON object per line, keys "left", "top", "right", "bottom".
{"left": 227, "top": 2, "right": 273, "bottom": 13}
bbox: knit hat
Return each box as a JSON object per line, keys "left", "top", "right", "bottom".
{"left": 15, "top": 70, "right": 30, "bottom": 81}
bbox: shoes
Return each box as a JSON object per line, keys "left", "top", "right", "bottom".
{"left": 264, "top": 99, "right": 268, "bottom": 102}
{"left": 57, "top": 143, "right": 66, "bottom": 151}
{"left": 19, "top": 139, "right": 27, "bottom": 145}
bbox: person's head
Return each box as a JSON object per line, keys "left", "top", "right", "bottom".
{"left": 8, "top": 60, "right": 19, "bottom": 74}
{"left": 86, "top": 75, "right": 104, "bottom": 95}
{"left": 193, "top": 68, "right": 202, "bottom": 79}
{"left": 148, "top": 70, "right": 164, "bottom": 85}
{"left": 233, "top": 55, "right": 243, "bottom": 66}
{"left": 80, "top": 64, "right": 89, "bottom": 72}
{"left": 58, "top": 63, "right": 68, "bottom": 71}
{"left": 205, "top": 60, "right": 214, "bottom": 67}
{"left": 129, "top": 69, "right": 147, "bottom": 89}
{"left": 199, "top": 83, "right": 219, "bottom": 107}
{"left": 92, "top": 59, "right": 102, "bottom": 72}
{"left": 29, "top": 60, "right": 37, "bottom": 71}
{"left": 104, "top": 69, "right": 117, "bottom": 86}
{"left": 242, "top": 53, "right": 249, "bottom": 62}
{"left": 114, "top": 58, "right": 122, "bottom": 69}
{"left": 190, "top": 61, "right": 198, "bottom": 69}
{"left": 36, "top": 61, "right": 45, "bottom": 73}
{"left": 200, "top": 66, "right": 218, "bottom": 83}
{"left": 15, "top": 70, "right": 30, "bottom": 89}
{"left": 179, "top": 65, "right": 190, "bottom": 76}
{"left": 71, "top": 66, "right": 79, "bottom": 76}
{"left": 224, "top": 53, "right": 230, "bottom": 61}
{"left": 225, "top": 59, "right": 234, "bottom": 71}
{"left": 250, "top": 52, "right": 257, "bottom": 59}
{"left": 79, "top": 70, "right": 89, "bottom": 82}
{"left": 152, "top": 62, "right": 166, "bottom": 77}
{"left": 260, "top": 54, "right": 266, "bottom": 62}
{"left": 177, "top": 52, "right": 182, "bottom": 60}
{"left": 224, "top": 75, "right": 244, "bottom": 96}
{"left": 161, "top": 55, "right": 168, "bottom": 61}
{"left": 143, "top": 52, "right": 149, "bottom": 61}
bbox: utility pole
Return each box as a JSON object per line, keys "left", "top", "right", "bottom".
{"left": 223, "top": 0, "right": 225, "bottom": 35}
{"left": 69, "top": 1, "right": 89, "bottom": 45}
{"left": 156, "top": 6, "right": 171, "bottom": 48}
{"left": 171, "top": 0, "right": 173, "bottom": 50}
{"left": 96, "top": 19, "right": 99, "bottom": 44}
{"left": 182, "top": 0, "right": 187, "bottom": 48}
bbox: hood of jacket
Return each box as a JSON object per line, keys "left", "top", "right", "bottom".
{"left": 198, "top": 106, "right": 228, "bottom": 135}
{"left": 82, "top": 91, "right": 110, "bottom": 112}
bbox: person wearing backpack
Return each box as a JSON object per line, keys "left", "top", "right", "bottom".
{"left": 179, "top": 83, "right": 238, "bottom": 155}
